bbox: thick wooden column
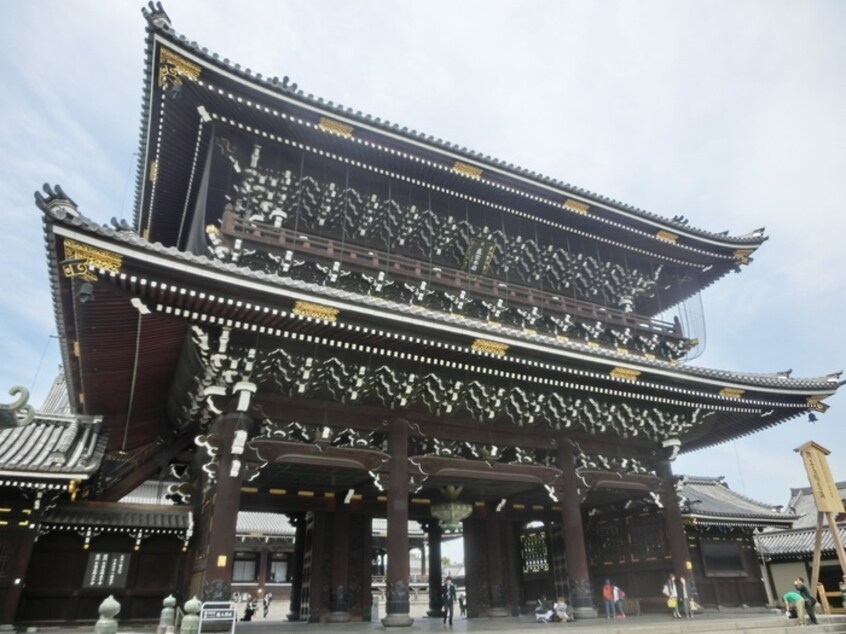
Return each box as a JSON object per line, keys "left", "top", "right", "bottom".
{"left": 655, "top": 458, "right": 692, "bottom": 578}
{"left": 196, "top": 411, "right": 254, "bottom": 601}
{"left": 327, "top": 505, "right": 351, "bottom": 622}
{"left": 287, "top": 514, "right": 306, "bottom": 621}
{"left": 306, "top": 510, "right": 327, "bottom": 623}
{"left": 382, "top": 419, "right": 413, "bottom": 627}
{"left": 426, "top": 520, "right": 444, "bottom": 618}
{"left": 557, "top": 440, "right": 598, "bottom": 618}
{"left": 485, "top": 502, "right": 509, "bottom": 617}
{"left": 0, "top": 493, "right": 43, "bottom": 625}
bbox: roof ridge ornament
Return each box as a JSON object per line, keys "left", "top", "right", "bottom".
{"left": 34, "top": 183, "right": 78, "bottom": 218}
{"left": 0, "top": 386, "right": 35, "bottom": 429}
{"left": 142, "top": 1, "right": 172, "bottom": 29}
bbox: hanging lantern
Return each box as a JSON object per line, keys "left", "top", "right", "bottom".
{"left": 430, "top": 485, "right": 473, "bottom": 531}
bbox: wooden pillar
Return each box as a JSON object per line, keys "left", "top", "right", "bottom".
{"left": 505, "top": 521, "right": 523, "bottom": 616}
{"left": 426, "top": 520, "right": 444, "bottom": 618}
{"left": 655, "top": 458, "right": 693, "bottom": 578}
{"left": 307, "top": 510, "right": 327, "bottom": 623}
{"left": 557, "top": 440, "right": 598, "bottom": 618}
{"left": 327, "top": 505, "right": 351, "bottom": 622}
{"left": 0, "top": 492, "right": 44, "bottom": 625}
{"left": 382, "top": 418, "right": 413, "bottom": 627}
{"left": 287, "top": 513, "right": 306, "bottom": 621}
{"left": 196, "top": 411, "right": 254, "bottom": 601}
{"left": 485, "top": 502, "right": 509, "bottom": 617}
{"left": 257, "top": 549, "right": 269, "bottom": 590}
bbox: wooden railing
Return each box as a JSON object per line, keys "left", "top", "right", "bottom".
{"left": 220, "top": 212, "right": 688, "bottom": 349}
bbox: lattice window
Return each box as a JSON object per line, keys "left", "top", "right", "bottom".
{"left": 588, "top": 520, "right": 624, "bottom": 565}
{"left": 520, "top": 528, "right": 550, "bottom": 574}
{"left": 627, "top": 514, "right": 666, "bottom": 561}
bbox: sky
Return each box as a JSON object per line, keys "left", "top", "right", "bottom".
{"left": 1, "top": 1, "right": 844, "bottom": 513}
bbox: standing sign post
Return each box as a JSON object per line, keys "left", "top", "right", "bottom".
{"left": 795, "top": 441, "right": 846, "bottom": 600}
{"left": 198, "top": 602, "right": 236, "bottom": 634}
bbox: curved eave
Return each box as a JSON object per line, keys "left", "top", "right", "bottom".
{"left": 131, "top": 15, "right": 767, "bottom": 266}
{"left": 42, "top": 203, "right": 842, "bottom": 404}
{"left": 686, "top": 513, "right": 796, "bottom": 529}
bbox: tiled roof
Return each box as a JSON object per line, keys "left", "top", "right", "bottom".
{"left": 42, "top": 500, "right": 192, "bottom": 534}
{"left": 39, "top": 372, "right": 72, "bottom": 415}
{"left": 136, "top": 5, "right": 767, "bottom": 250}
{"left": 237, "top": 511, "right": 294, "bottom": 537}
{"left": 786, "top": 481, "right": 846, "bottom": 529}
{"left": 36, "top": 197, "right": 842, "bottom": 396}
{"left": 0, "top": 412, "right": 105, "bottom": 478}
{"left": 755, "top": 525, "right": 846, "bottom": 559}
{"left": 679, "top": 476, "right": 797, "bottom": 527}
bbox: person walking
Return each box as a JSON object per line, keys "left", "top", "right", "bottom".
{"left": 663, "top": 573, "right": 681, "bottom": 618}
{"left": 678, "top": 576, "right": 693, "bottom": 619}
{"left": 442, "top": 575, "right": 457, "bottom": 625}
{"left": 794, "top": 577, "right": 818, "bottom": 625}
{"left": 602, "top": 579, "right": 615, "bottom": 619}
{"left": 613, "top": 584, "right": 626, "bottom": 618}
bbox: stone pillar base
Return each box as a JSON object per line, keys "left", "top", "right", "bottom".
{"left": 574, "top": 606, "right": 599, "bottom": 619}
{"left": 325, "top": 611, "right": 351, "bottom": 623}
{"left": 487, "top": 607, "right": 510, "bottom": 618}
{"left": 426, "top": 609, "right": 444, "bottom": 618}
{"left": 381, "top": 614, "right": 414, "bottom": 627}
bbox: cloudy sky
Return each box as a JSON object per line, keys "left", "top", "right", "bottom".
{"left": 1, "top": 1, "right": 844, "bottom": 511}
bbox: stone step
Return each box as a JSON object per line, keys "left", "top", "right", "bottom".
{"left": 573, "top": 615, "right": 846, "bottom": 634}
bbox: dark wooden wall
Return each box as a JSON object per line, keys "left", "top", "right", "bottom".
{"left": 18, "top": 531, "right": 188, "bottom": 623}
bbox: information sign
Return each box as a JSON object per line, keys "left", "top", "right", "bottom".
{"left": 82, "top": 552, "right": 130, "bottom": 588}
{"left": 199, "top": 601, "right": 236, "bottom": 634}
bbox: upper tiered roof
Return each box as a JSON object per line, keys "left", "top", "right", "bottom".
{"left": 131, "top": 2, "right": 768, "bottom": 318}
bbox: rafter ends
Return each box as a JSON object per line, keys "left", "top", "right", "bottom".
{"left": 292, "top": 300, "right": 339, "bottom": 322}
{"left": 563, "top": 199, "right": 589, "bottom": 215}
{"left": 719, "top": 387, "right": 745, "bottom": 399}
{"left": 470, "top": 339, "right": 509, "bottom": 356}
{"left": 656, "top": 230, "right": 679, "bottom": 243}
{"left": 452, "top": 161, "right": 483, "bottom": 179}
{"left": 318, "top": 117, "right": 354, "bottom": 138}
{"left": 734, "top": 249, "right": 754, "bottom": 264}
{"left": 807, "top": 395, "right": 829, "bottom": 413}
{"left": 610, "top": 367, "right": 640, "bottom": 382}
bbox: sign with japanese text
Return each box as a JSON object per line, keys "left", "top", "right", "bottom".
{"left": 83, "top": 552, "right": 130, "bottom": 588}
{"left": 796, "top": 441, "right": 845, "bottom": 514}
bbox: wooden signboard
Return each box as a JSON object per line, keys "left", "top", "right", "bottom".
{"left": 795, "top": 441, "right": 846, "bottom": 599}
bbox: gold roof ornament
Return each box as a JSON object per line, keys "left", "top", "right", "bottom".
{"left": 656, "top": 230, "right": 679, "bottom": 243}
{"left": 562, "top": 199, "right": 589, "bottom": 215}
{"left": 158, "top": 47, "right": 201, "bottom": 91}
{"left": 317, "top": 117, "right": 354, "bottom": 138}
{"left": 61, "top": 240, "right": 122, "bottom": 281}
{"left": 719, "top": 387, "right": 745, "bottom": 399}
{"left": 452, "top": 161, "right": 483, "bottom": 179}
{"left": 610, "top": 367, "right": 640, "bottom": 382}
{"left": 470, "top": 339, "right": 509, "bottom": 356}
{"left": 292, "top": 301, "right": 340, "bottom": 322}
{"left": 807, "top": 395, "right": 830, "bottom": 413}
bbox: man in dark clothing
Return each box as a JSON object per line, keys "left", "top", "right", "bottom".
{"left": 794, "top": 577, "right": 818, "bottom": 625}
{"left": 442, "top": 576, "right": 457, "bottom": 625}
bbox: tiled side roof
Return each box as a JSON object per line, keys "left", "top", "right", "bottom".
{"left": 755, "top": 525, "right": 846, "bottom": 559}
{"left": 42, "top": 501, "right": 191, "bottom": 533}
{"left": 680, "top": 476, "right": 797, "bottom": 527}
{"left": 137, "top": 6, "right": 766, "bottom": 249}
{"left": 39, "top": 372, "right": 72, "bottom": 414}
{"left": 36, "top": 198, "right": 843, "bottom": 395}
{"left": 0, "top": 413, "right": 105, "bottom": 478}
{"left": 787, "top": 482, "right": 846, "bottom": 529}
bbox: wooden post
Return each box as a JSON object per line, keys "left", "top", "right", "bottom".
{"left": 485, "top": 501, "right": 509, "bottom": 617}
{"left": 810, "top": 512, "right": 825, "bottom": 599}
{"left": 655, "top": 458, "right": 693, "bottom": 578}
{"left": 382, "top": 418, "right": 413, "bottom": 627}
{"left": 327, "top": 505, "right": 351, "bottom": 622}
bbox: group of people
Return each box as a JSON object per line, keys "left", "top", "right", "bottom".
{"left": 237, "top": 592, "right": 272, "bottom": 621}
{"left": 782, "top": 577, "right": 818, "bottom": 626}
{"left": 534, "top": 596, "right": 574, "bottom": 623}
{"left": 602, "top": 579, "right": 626, "bottom": 619}
{"left": 662, "top": 573, "right": 694, "bottom": 619}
